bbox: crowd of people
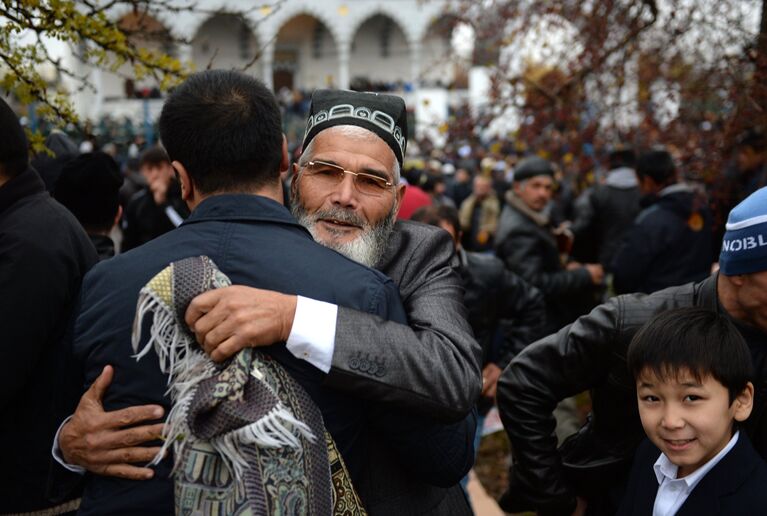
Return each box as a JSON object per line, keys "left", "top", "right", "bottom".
{"left": 2, "top": 68, "right": 767, "bottom": 516}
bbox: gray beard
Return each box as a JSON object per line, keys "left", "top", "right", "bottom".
{"left": 291, "top": 192, "right": 395, "bottom": 268}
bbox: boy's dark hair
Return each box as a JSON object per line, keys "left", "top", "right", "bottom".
{"left": 139, "top": 146, "right": 170, "bottom": 169}
{"left": 54, "top": 152, "right": 123, "bottom": 233}
{"left": 0, "top": 97, "right": 29, "bottom": 178}
{"left": 635, "top": 150, "right": 676, "bottom": 186}
{"left": 627, "top": 307, "right": 753, "bottom": 403}
{"left": 158, "top": 70, "right": 283, "bottom": 195}
{"left": 411, "top": 205, "right": 460, "bottom": 238}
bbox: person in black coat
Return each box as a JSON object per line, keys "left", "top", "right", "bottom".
{"left": 412, "top": 204, "right": 547, "bottom": 404}
{"left": 571, "top": 147, "right": 641, "bottom": 267}
{"left": 121, "top": 146, "right": 189, "bottom": 251}
{"left": 619, "top": 307, "right": 767, "bottom": 515}
{"left": 54, "top": 152, "right": 124, "bottom": 260}
{"left": 0, "top": 98, "right": 97, "bottom": 513}
{"left": 495, "top": 156, "right": 604, "bottom": 334}
{"left": 611, "top": 150, "right": 713, "bottom": 295}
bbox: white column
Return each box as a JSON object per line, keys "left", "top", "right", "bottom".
{"left": 410, "top": 39, "right": 422, "bottom": 91}
{"left": 262, "top": 40, "right": 275, "bottom": 90}
{"left": 338, "top": 39, "right": 350, "bottom": 90}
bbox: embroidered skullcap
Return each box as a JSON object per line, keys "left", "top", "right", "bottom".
{"left": 302, "top": 89, "right": 408, "bottom": 167}
{"left": 719, "top": 186, "right": 767, "bottom": 276}
{"left": 513, "top": 156, "right": 555, "bottom": 182}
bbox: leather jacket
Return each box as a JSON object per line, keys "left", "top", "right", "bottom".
{"left": 570, "top": 176, "right": 641, "bottom": 267}
{"left": 496, "top": 274, "right": 767, "bottom": 515}
{"left": 496, "top": 194, "right": 596, "bottom": 334}
{"left": 460, "top": 249, "right": 547, "bottom": 369}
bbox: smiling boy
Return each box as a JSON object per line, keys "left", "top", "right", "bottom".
{"left": 618, "top": 307, "right": 767, "bottom": 516}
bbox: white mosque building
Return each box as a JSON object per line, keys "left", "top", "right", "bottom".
{"left": 65, "top": 0, "right": 480, "bottom": 138}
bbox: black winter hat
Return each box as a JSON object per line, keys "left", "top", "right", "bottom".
{"left": 513, "top": 156, "right": 555, "bottom": 182}
{"left": 302, "top": 89, "right": 408, "bottom": 167}
{"left": 54, "top": 152, "right": 123, "bottom": 230}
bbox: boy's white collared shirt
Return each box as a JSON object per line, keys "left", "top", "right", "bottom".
{"left": 652, "top": 431, "right": 739, "bottom": 516}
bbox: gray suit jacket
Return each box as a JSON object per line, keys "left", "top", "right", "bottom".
{"left": 325, "top": 220, "right": 482, "bottom": 421}
{"left": 325, "top": 221, "right": 480, "bottom": 515}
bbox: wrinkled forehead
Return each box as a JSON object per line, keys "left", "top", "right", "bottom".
{"left": 306, "top": 126, "right": 397, "bottom": 172}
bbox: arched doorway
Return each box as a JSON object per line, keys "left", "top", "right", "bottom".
{"left": 349, "top": 14, "right": 410, "bottom": 92}
{"left": 191, "top": 14, "right": 260, "bottom": 72}
{"left": 273, "top": 14, "right": 338, "bottom": 91}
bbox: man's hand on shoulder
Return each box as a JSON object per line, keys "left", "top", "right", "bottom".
{"left": 185, "top": 285, "right": 297, "bottom": 362}
{"left": 59, "top": 365, "right": 165, "bottom": 480}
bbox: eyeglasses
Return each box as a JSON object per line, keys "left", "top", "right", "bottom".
{"left": 300, "top": 160, "right": 395, "bottom": 197}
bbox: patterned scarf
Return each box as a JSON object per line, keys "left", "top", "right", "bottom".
{"left": 131, "top": 256, "right": 366, "bottom": 515}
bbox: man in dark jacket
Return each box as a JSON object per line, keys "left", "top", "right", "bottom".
{"left": 412, "top": 204, "right": 547, "bottom": 402}
{"left": 121, "top": 145, "right": 189, "bottom": 251}
{"left": 497, "top": 185, "right": 767, "bottom": 516}
{"left": 0, "top": 99, "right": 97, "bottom": 513}
{"left": 710, "top": 130, "right": 767, "bottom": 254}
{"left": 611, "top": 150, "right": 712, "bottom": 294}
{"left": 496, "top": 156, "right": 604, "bottom": 334}
{"left": 571, "top": 146, "right": 641, "bottom": 267}
{"left": 54, "top": 152, "right": 124, "bottom": 260}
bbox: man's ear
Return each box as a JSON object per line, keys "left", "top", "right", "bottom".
{"left": 733, "top": 381, "right": 755, "bottom": 422}
{"left": 172, "top": 160, "right": 194, "bottom": 203}
{"left": 395, "top": 182, "right": 406, "bottom": 208}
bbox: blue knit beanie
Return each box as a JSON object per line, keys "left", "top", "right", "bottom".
{"left": 719, "top": 186, "right": 767, "bottom": 275}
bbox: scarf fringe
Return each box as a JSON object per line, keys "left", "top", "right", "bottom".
{"left": 132, "top": 285, "right": 314, "bottom": 478}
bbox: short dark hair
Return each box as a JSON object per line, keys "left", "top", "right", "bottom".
{"left": 411, "top": 205, "right": 460, "bottom": 237}
{"left": 158, "top": 70, "right": 283, "bottom": 194}
{"left": 54, "top": 152, "right": 123, "bottom": 233}
{"left": 139, "top": 146, "right": 170, "bottom": 169}
{"left": 0, "top": 97, "right": 29, "bottom": 178}
{"left": 635, "top": 149, "right": 675, "bottom": 186}
{"left": 627, "top": 307, "right": 753, "bottom": 403}
{"left": 737, "top": 129, "right": 766, "bottom": 153}
{"left": 608, "top": 147, "right": 636, "bottom": 170}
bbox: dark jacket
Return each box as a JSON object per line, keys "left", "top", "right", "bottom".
{"left": 460, "top": 249, "right": 546, "bottom": 369}
{"left": 89, "top": 234, "right": 115, "bottom": 261}
{"left": 68, "top": 195, "right": 472, "bottom": 515}
{"left": 618, "top": 435, "right": 767, "bottom": 515}
{"left": 611, "top": 183, "right": 713, "bottom": 295}
{"left": 571, "top": 168, "right": 641, "bottom": 266}
{"left": 497, "top": 274, "right": 767, "bottom": 515}
{"left": 495, "top": 192, "right": 596, "bottom": 333}
{"left": 121, "top": 182, "right": 189, "bottom": 251}
{"left": 0, "top": 168, "right": 97, "bottom": 513}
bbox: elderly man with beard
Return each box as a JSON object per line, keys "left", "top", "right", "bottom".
{"left": 57, "top": 89, "right": 480, "bottom": 515}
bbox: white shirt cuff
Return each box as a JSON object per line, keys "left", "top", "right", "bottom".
{"left": 51, "top": 415, "right": 86, "bottom": 474}
{"left": 286, "top": 296, "right": 337, "bottom": 373}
